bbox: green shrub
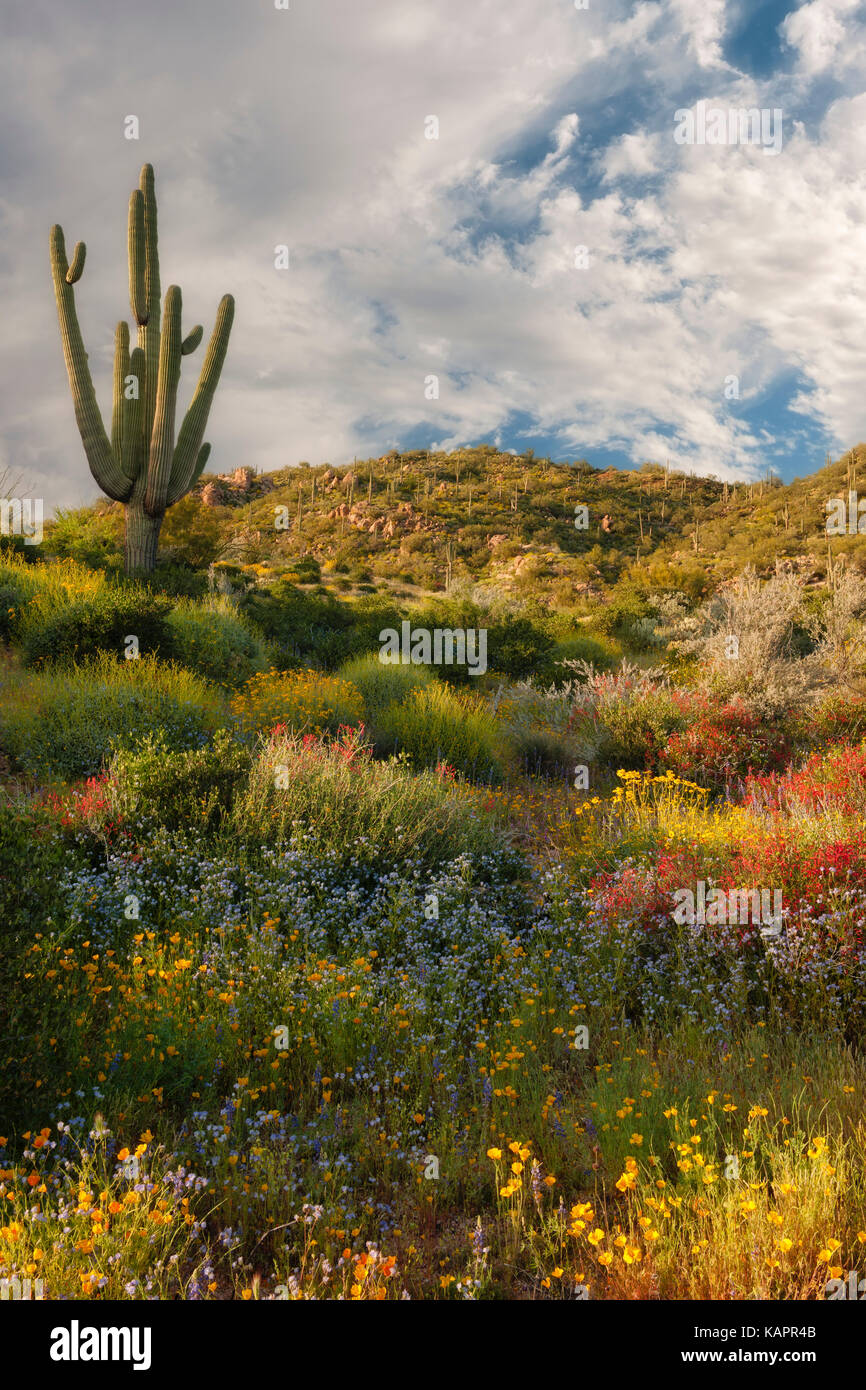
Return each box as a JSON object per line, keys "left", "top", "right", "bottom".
{"left": 0, "top": 800, "right": 72, "bottom": 935}
{"left": 537, "top": 633, "right": 618, "bottom": 684}
{"left": 109, "top": 730, "right": 250, "bottom": 835}
{"left": 593, "top": 586, "right": 655, "bottom": 645}
{"left": 167, "top": 597, "right": 271, "bottom": 688}
{"left": 41, "top": 505, "right": 123, "bottom": 569}
{"left": 485, "top": 614, "right": 556, "bottom": 680}
{"left": 0, "top": 566, "right": 39, "bottom": 643}
{"left": 794, "top": 693, "right": 866, "bottom": 752}
{"left": 144, "top": 564, "right": 209, "bottom": 600}
{"left": 241, "top": 581, "right": 401, "bottom": 670}
{"left": 338, "top": 652, "right": 434, "bottom": 722}
{"left": 285, "top": 556, "right": 322, "bottom": 584}
{"left": 18, "top": 583, "right": 172, "bottom": 668}
{"left": 410, "top": 597, "right": 557, "bottom": 684}
{"left": 232, "top": 725, "right": 513, "bottom": 871}
{"left": 0, "top": 653, "right": 224, "bottom": 780}
{"left": 595, "top": 689, "right": 685, "bottom": 768}
{"left": 376, "top": 684, "right": 507, "bottom": 782}
{"left": 493, "top": 680, "right": 581, "bottom": 776}
{"left": 558, "top": 661, "right": 683, "bottom": 770}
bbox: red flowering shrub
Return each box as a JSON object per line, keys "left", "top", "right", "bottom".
{"left": 660, "top": 698, "right": 789, "bottom": 790}
{"left": 436, "top": 761, "right": 458, "bottom": 781}
{"left": 267, "top": 722, "right": 371, "bottom": 771}
{"left": 40, "top": 772, "right": 126, "bottom": 843}
{"left": 722, "top": 829, "right": 866, "bottom": 915}
{"left": 744, "top": 744, "right": 866, "bottom": 817}
{"left": 589, "top": 848, "right": 706, "bottom": 930}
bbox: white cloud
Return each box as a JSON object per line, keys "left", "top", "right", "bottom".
{"left": 601, "top": 131, "right": 664, "bottom": 182}
{"left": 670, "top": 0, "right": 731, "bottom": 68}
{"left": 2, "top": 0, "right": 866, "bottom": 512}
{"left": 780, "top": 0, "right": 865, "bottom": 76}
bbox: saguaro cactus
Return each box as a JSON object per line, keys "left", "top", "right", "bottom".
{"left": 50, "top": 164, "right": 234, "bottom": 574}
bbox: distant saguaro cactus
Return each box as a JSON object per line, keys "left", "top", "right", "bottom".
{"left": 50, "top": 164, "right": 234, "bottom": 574}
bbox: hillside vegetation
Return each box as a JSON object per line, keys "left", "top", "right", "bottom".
{"left": 0, "top": 448, "right": 864, "bottom": 1303}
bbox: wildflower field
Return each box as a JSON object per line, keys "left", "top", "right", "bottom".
{"left": 0, "top": 552, "right": 864, "bottom": 1311}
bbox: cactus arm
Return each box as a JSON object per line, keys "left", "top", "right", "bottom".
{"left": 143, "top": 285, "right": 182, "bottom": 515}
{"left": 111, "top": 321, "right": 130, "bottom": 460}
{"left": 167, "top": 441, "right": 210, "bottom": 507}
{"left": 170, "top": 294, "right": 234, "bottom": 497}
{"left": 121, "top": 345, "right": 146, "bottom": 480}
{"left": 140, "top": 165, "right": 160, "bottom": 317}
{"left": 66, "top": 241, "right": 86, "bottom": 284}
{"left": 181, "top": 324, "right": 203, "bottom": 355}
{"left": 49, "top": 225, "right": 132, "bottom": 503}
{"left": 128, "top": 191, "right": 147, "bottom": 326}
{"left": 193, "top": 441, "right": 211, "bottom": 482}
{"left": 137, "top": 164, "right": 161, "bottom": 458}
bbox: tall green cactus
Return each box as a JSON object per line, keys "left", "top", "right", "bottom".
{"left": 50, "top": 164, "right": 234, "bottom": 574}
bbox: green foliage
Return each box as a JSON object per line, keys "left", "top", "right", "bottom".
{"left": 0, "top": 801, "right": 72, "bottom": 935}
{"left": 43, "top": 506, "right": 123, "bottom": 568}
{"left": 157, "top": 494, "right": 229, "bottom": 569}
{"left": 166, "top": 596, "right": 271, "bottom": 688}
{"left": 0, "top": 653, "right": 224, "bottom": 780}
{"left": 796, "top": 693, "right": 866, "bottom": 752}
{"left": 18, "top": 583, "right": 173, "bottom": 668}
{"left": 285, "top": 555, "right": 322, "bottom": 584}
{"left": 0, "top": 559, "right": 40, "bottom": 643}
{"left": 560, "top": 663, "right": 684, "bottom": 771}
{"left": 485, "top": 613, "right": 556, "bottom": 680}
{"left": 375, "top": 684, "right": 507, "bottom": 782}
{"left": 232, "top": 726, "right": 512, "bottom": 871}
{"left": 536, "top": 632, "right": 619, "bottom": 684}
{"left": 241, "top": 580, "right": 400, "bottom": 670}
{"left": 408, "top": 596, "right": 557, "bottom": 683}
{"left": 592, "top": 688, "right": 686, "bottom": 768}
{"left": 109, "top": 730, "right": 250, "bottom": 835}
{"left": 143, "top": 564, "right": 209, "bottom": 600}
{"left": 592, "top": 584, "right": 655, "bottom": 645}
{"left": 639, "top": 561, "right": 710, "bottom": 604}
{"left": 337, "top": 652, "right": 434, "bottom": 722}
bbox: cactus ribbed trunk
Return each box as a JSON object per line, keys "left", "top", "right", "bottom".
{"left": 125, "top": 499, "right": 162, "bottom": 575}
{"left": 50, "top": 164, "right": 234, "bottom": 575}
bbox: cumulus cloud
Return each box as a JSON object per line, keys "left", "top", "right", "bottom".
{"left": 1, "top": 0, "right": 865, "bottom": 510}
{"left": 780, "top": 0, "right": 865, "bottom": 76}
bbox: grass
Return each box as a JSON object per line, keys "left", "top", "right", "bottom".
{"left": 375, "top": 682, "right": 508, "bottom": 782}
{"left": 0, "top": 650, "right": 224, "bottom": 780}
{"left": 231, "top": 724, "right": 514, "bottom": 870}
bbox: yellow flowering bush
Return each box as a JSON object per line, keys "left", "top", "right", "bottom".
{"left": 230, "top": 668, "right": 364, "bottom": 739}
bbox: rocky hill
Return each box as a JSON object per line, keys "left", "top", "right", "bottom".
{"left": 184, "top": 443, "right": 866, "bottom": 604}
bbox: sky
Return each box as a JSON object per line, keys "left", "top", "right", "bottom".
{"left": 2, "top": 0, "right": 866, "bottom": 512}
